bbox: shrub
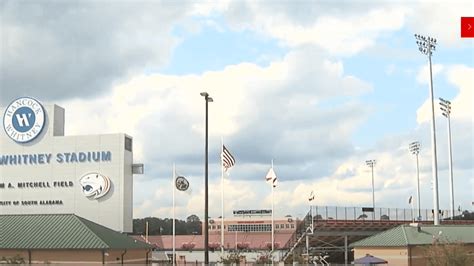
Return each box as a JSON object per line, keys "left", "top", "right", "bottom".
{"left": 424, "top": 240, "right": 471, "bottom": 266}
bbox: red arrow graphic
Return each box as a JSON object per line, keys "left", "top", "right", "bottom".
{"left": 461, "top": 17, "right": 474, "bottom": 38}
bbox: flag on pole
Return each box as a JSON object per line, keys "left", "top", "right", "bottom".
{"left": 175, "top": 175, "right": 190, "bottom": 191}
{"left": 265, "top": 167, "right": 278, "bottom": 187}
{"left": 309, "top": 191, "right": 315, "bottom": 201}
{"left": 408, "top": 195, "right": 412, "bottom": 204}
{"left": 221, "top": 145, "right": 235, "bottom": 171}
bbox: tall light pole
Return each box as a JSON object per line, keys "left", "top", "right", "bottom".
{"left": 409, "top": 141, "right": 422, "bottom": 220}
{"left": 439, "top": 97, "right": 454, "bottom": 219}
{"left": 366, "top": 160, "right": 376, "bottom": 219}
{"left": 415, "top": 34, "right": 440, "bottom": 225}
{"left": 200, "top": 91, "right": 213, "bottom": 264}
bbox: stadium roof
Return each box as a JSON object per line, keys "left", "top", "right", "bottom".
{"left": 350, "top": 224, "right": 474, "bottom": 247}
{"left": 0, "top": 214, "right": 152, "bottom": 250}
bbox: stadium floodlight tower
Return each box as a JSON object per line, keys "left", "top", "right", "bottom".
{"left": 409, "top": 141, "right": 422, "bottom": 220}
{"left": 366, "top": 159, "right": 376, "bottom": 220}
{"left": 439, "top": 97, "right": 454, "bottom": 219}
{"left": 200, "top": 91, "right": 213, "bottom": 264}
{"left": 414, "top": 33, "right": 440, "bottom": 225}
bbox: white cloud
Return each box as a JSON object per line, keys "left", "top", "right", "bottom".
{"left": 416, "top": 64, "right": 444, "bottom": 85}
{"left": 66, "top": 1, "right": 474, "bottom": 222}
{"left": 266, "top": 7, "right": 408, "bottom": 55}
{"left": 215, "top": 0, "right": 472, "bottom": 53}
{"left": 3, "top": 0, "right": 472, "bottom": 221}
{"left": 408, "top": 0, "right": 474, "bottom": 47}
{"left": 63, "top": 58, "right": 473, "bottom": 221}
{"left": 445, "top": 65, "right": 474, "bottom": 121}
{"left": 194, "top": 0, "right": 473, "bottom": 57}
{"left": 53, "top": 48, "right": 373, "bottom": 218}
{"left": 417, "top": 65, "right": 473, "bottom": 124}
{"left": 0, "top": 1, "right": 194, "bottom": 103}
{"left": 61, "top": 48, "right": 370, "bottom": 161}
{"left": 222, "top": 2, "right": 409, "bottom": 56}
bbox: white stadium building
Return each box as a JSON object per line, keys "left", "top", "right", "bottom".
{"left": 0, "top": 98, "right": 151, "bottom": 264}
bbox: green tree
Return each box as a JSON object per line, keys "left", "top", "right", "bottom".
{"left": 220, "top": 251, "right": 244, "bottom": 265}
{"left": 185, "top": 214, "right": 201, "bottom": 234}
{"left": 186, "top": 214, "right": 200, "bottom": 223}
{"left": 133, "top": 215, "right": 202, "bottom": 235}
{"left": 256, "top": 251, "right": 273, "bottom": 264}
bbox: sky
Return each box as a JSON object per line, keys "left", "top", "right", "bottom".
{"left": 1, "top": 0, "right": 473, "bottom": 220}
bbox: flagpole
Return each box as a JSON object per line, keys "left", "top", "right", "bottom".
{"left": 271, "top": 159, "right": 274, "bottom": 255}
{"left": 221, "top": 143, "right": 235, "bottom": 260}
{"left": 146, "top": 221, "right": 149, "bottom": 243}
{"left": 309, "top": 197, "right": 311, "bottom": 232}
{"left": 221, "top": 137, "right": 225, "bottom": 257}
{"left": 309, "top": 193, "right": 314, "bottom": 234}
{"left": 172, "top": 163, "right": 176, "bottom": 266}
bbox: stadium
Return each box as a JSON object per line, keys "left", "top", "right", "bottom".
{"left": 1, "top": 98, "right": 474, "bottom": 265}
{"left": 0, "top": 98, "right": 151, "bottom": 264}
{"left": 138, "top": 206, "right": 474, "bottom": 265}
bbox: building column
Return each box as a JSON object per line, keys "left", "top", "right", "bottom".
{"left": 344, "top": 235, "right": 348, "bottom": 266}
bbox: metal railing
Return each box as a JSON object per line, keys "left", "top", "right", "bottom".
{"left": 281, "top": 211, "right": 313, "bottom": 262}
{"left": 279, "top": 205, "right": 471, "bottom": 263}
{"left": 310, "top": 205, "right": 463, "bottom": 222}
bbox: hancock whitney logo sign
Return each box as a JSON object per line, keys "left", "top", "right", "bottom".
{"left": 3, "top": 97, "right": 45, "bottom": 143}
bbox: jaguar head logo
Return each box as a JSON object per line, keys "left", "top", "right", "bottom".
{"left": 79, "top": 172, "right": 111, "bottom": 199}
{"left": 175, "top": 176, "right": 189, "bottom": 191}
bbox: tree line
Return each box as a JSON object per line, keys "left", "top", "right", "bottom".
{"left": 133, "top": 214, "right": 202, "bottom": 235}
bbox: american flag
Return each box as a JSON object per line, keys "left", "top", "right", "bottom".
{"left": 221, "top": 145, "right": 235, "bottom": 171}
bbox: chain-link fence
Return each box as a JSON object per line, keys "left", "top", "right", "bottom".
{"left": 310, "top": 205, "right": 459, "bottom": 221}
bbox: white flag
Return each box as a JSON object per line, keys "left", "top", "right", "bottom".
{"left": 309, "top": 191, "right": 315, "bottom": 201}
{"left": 265, "top": 167, "right": 278, "bottom": 188}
